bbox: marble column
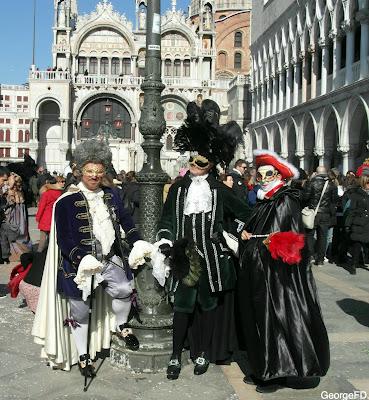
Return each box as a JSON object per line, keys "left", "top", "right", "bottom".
{"left": 250, "top": 88, "right": 256, "bottom": 123}
{"left": 131, "top": 56, "right": 137, "bottom": 75}
{"left": 198, "top": 57, "right": 203, "bottom": 79}
{"left": 293, "top": 60, "right": 300, "bottom": 106}
{"left": 343, "top": 21, "right": 355, "bottom": 85}
{"left": 319, "top": 38, "right": 329, "bottom": 95}
{"left": 31, "top": 118, "right": 39, "bottom": 141}
{"left": 357, "top": 12, "right": 369, "bottom": 79}
{"left": 285, "top": 65, "right": 292, "bottom": 109}
{"left": 295, "top": 150, "right": 305, "bottom": 169}
{"left": 337, "top": 145, "right": 350, "bottom": 173}
{"left": 260, "top": 83, "right": 265, "bottom": 120}
{"left": 278, "top": 70, "right": 284, "bottom": 112}
{"left": 266, "top": 78, "right": 271, "bottom": 117}
{"left": 108, "top": 57, "right": 112, "bottom": 75}
{"left": 314, "top": 147, "right": 325, "bottom": 166}
{"left": 272, "top": 74, "right": 278, "bottom": 115}
{"left": 301, "top": 52, "right": 308, "bottom": 102}
{"left": 329, "top": 30, "right": 341, "bottom": 90}
{"left": 309, "top": 46, "right": 317, "bottom": 99}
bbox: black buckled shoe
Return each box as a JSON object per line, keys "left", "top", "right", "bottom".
{"left": 167, "top": 358, "right": 181, "bottom": 380}
{"left": 117, "top": 324, "right": 139, "bottom": 351}
{"left": 255, "top": 383, "right": 280, "bottom": 393}
{"left": 193, "top": 352, "right": 210, "bottom": 375}
{"left": 243, "top": 375, "right": 257, "bottom": 385}
{"left": 78, "top": 354, "right": 96, "bottom": 378}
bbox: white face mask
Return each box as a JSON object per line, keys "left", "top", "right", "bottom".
{"left": 256, "top": 165, "right": 278, "bottom": 189}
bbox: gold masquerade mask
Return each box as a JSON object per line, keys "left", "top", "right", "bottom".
{"left": 81, "top": 166, "right": 105, "bottom": 177}
{"left": 189, "top": 155, "right": 210, "bottom": 170}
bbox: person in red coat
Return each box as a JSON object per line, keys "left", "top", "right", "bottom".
{"left": 35, "top": 176, "right": 65, "bottom": 251}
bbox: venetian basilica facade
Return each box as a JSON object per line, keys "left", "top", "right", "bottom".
{"left": 248, "top": 0, "right": 369, "bottom": 173}
{"left": 2, "top": 0, "right": 251, "bottom": 177}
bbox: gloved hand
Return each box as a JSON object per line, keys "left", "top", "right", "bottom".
{"left": 159, "top": 243, "right": 172, "bottom": 258}
{"left": 344, "top": 226, "right": 351, "bottom": 234}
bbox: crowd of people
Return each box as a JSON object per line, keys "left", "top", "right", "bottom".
{"left": 1, "top": 100, "right": 367, "bottom": 394}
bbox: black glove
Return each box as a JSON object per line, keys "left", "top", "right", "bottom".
{"left": 344, "top": 226, "right": 351, "bottom": 234}
{"left": 211, "top": 231, "right": 228, "bottom": 248}
{"left": 159, "top": 243, "right": 172, "bottom": 258}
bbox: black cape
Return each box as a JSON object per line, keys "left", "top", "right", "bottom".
{"left": 236, "top": 186, "right": 330, "bottom": 380}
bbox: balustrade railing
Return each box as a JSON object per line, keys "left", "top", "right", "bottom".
{"left": 29, "top": 70, "right": 71, "bottom": 80}
{"left": 28, "top": 71, "right": 234, "bottom": 90}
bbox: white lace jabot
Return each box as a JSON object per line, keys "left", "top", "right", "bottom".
{"left": 184, "top": 174, "right": 212, "bottom": 215}
{"left": 77, "top": 182, "right": 115, "bottom": 256}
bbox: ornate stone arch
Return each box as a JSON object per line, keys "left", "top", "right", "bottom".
{"left": 34, "top": 96, "right": 63, "bottom": 119}
{"left": 318, "top": 103, "right": 341, "bottom": 148}
{"left": 333, "top": 0, "right": 345, "bottom": 32}
{"left": 161, "top": 25, "right": 197, "bottom": 49}
{"left": 341, "top": 95, "right": 369, "bottom": 145}
{"left": 72, "top": 24, "right": 135, "bottom": 56}
{"left": 286, "top": 116, "right": 299, "bottom": 165}
{"left": 74, "top": 91, "right": 137, "bottom": 125}
{"left": 261, "top": 125, "right": 269, "bottom": 149}
{"left": 273, "top": 122, "right": 283, "bottom": 154}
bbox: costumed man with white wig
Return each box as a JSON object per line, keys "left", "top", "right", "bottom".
{"left": 237, "top": 150, "right": 330, "bottom": 393}
{"left": 32, "top": 139, "right": 140, "bottom": 377}
{"left": 153, "top": 100, "right": 253, "bottom": 380}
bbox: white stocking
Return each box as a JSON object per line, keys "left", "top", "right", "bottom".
{"left": 70, "top": 323, "right": 88, "bottom": 357}
{"left": 112, "top": 298, "right": 131, "bottom": 331}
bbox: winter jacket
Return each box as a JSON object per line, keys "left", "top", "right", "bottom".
{"left": 302, "top": 174, "right": 338, "bottom": 226}
{"left": 35, "top": 189, "right": 62, "bottom": 232}
{"left": 229, "top": 170, "right": 249, "bottom": 205}
{"left": 344, "top": 187, "right": 369, "bottom": 243}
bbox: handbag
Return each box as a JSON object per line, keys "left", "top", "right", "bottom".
{"left": 301, "top": 180, "right": 329, "bottom": 229}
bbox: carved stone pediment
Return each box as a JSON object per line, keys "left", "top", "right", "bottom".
{"left": 75, "top": 0, "right": 132, "bottom": 32}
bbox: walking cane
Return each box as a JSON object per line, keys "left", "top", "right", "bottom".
{"left": 83, "top": 274, "right": 95, "bottom": 392}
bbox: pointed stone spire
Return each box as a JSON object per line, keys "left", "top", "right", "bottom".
{"left": 171, "top": 0, "right": 176, "bottom": 12}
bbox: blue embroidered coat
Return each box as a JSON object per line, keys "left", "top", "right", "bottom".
{"left": 55, "top": 187, "right": 140, "bottom": 298}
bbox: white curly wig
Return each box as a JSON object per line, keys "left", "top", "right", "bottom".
{"left": 74, "top": 139, "right": 112, "bottom": 170}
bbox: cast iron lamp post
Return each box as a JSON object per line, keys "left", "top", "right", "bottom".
{"left": 110, "top": 0, "right": 173, "bottom": 372}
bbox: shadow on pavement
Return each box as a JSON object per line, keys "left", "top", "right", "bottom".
{"left": 337, "top": 298, "right": 369, "bottom": 327}
{"left": 0, "top": 283, "right": 9, "bottom": 297}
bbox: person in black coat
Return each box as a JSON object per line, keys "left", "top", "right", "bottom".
{"left": 302, "top": 166, "right": 339, "bottom": 265}
{"left": 344, "top": 166, "right": 369, "bottom": 275}
{"left": 237, "top": 150, "right": 330, "bottom": 393}
{"left": 228, "top": 159, "right": 249, "bottom": 205}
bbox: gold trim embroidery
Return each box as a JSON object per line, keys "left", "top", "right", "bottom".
{"left": 80, "top": 239, "right": 94, "bottom": 246}
{"left": 74, "top": 200, "right": 87, "bottom": 207}
{"left": 76, "top": 212, "right": 89, "bottom": 220}
{"left": 78, "top": 226, "right": 92, "bottom": 233}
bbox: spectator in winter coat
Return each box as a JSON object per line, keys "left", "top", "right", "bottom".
{"left": 344, "top": 164, "right": 369, "bottom": 275}
{"left": 229, "top": 159, "right": 249, "bottom": 205}
{"left": 35, "top": 176, "right": 65, "bottom": 251}
{"left": 302, "top": 166, "right": 339, "bottom": 265}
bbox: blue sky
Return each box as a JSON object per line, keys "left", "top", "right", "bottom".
{"left": 0, "top": 0, "right": 189, "bottom": 85}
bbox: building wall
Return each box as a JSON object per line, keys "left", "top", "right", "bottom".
{"left": 215, "top": 11, "right": 251, "bottom": 77}
{"left": 2, "top": 1, "right": 252, "bottom": 175}
{"left": 248, "top": 0, "right": 369, "bottom": 173}
{"left": 0, "top": 86, "right": 31, "bottom": 163}
{"left": 251, "top": 0, "right": 294, "bottom": 44}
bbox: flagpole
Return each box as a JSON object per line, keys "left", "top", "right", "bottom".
{"left": 32, "top": 0, "right": 36, "bottom": 69}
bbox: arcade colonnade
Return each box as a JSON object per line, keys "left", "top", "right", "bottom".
{"left": 249, "top": 0, "right": 369, "bottom": 173}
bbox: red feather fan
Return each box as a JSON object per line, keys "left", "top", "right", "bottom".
{"left": 263, "top": 231, "right": 305, "bottom": 265}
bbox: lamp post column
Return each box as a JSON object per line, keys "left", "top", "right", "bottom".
{"left": 110, "top": 0, "right": 172, "bottom": 373}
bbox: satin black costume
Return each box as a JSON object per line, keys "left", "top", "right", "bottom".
{"left": 237, "top": 186, "right": 330, "bottom": 381}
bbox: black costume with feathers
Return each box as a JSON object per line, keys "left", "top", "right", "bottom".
{"left": 174, "top": 100, "right": 243, "bottom": 169}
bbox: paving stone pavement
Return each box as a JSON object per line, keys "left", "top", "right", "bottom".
{"left": 0, "top": 208, "right": 368, "bottom": 400}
